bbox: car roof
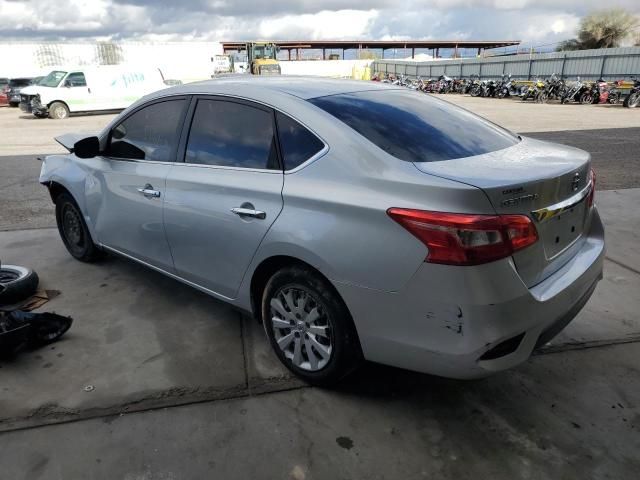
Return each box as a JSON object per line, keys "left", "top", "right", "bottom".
{"left": 161, "top": 76, "right": 402, "bottom": 100}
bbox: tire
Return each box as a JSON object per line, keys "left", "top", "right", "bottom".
{"left": 536, "top": 92, "right": 548, "bottom": 104}
{"left": 608, "top": 93, "right": 620, "bottom": 105}
{"left": 0, "top": 265, "right": 39, "bottom": 305}
{"left": 48, "top": 101, "right": 69, "bottom": 119}
{"left": 579, "top": 92, "right": 593, "bottom": 105}
{"left": 55, "top": 192, "right": 103, "bottom": 262}
{"left": 9, "top": 102, "right": 18, "bottom": 107}
{"left": 262, "top": 265, "right": 362, "bottom": 386}
{"left": 624, "top": 92, "right": 640, "bottom": 108}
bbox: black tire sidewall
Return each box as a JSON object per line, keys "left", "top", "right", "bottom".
{"left": 262, "top": 266, "right": 361, "bottom": 385}
{"left": 0, "top": 266, "right": 39, "bottom": 305}
{"left": 55, "top": 192, "right": 101, "bottom": 262}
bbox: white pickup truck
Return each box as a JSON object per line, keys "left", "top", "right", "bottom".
{"left": 19, "top": 65, "right": 167, "bottom": 119}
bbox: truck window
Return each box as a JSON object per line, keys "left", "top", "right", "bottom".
{"left": 66, "top": 73, "right": 87, "bottom": 87}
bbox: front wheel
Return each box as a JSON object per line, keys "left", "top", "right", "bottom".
{"left": 262, "top": 265, "right": 362, "bottom": 385}
{"left": 536, "top": 92, "right": 549, "bottom": 104}
{"left": 624, "top": 92, "right": 640, "bottom": 108}
{"left": 48, "top": 101, "right": 70, "bottom": 119}
{"left": 55, "top": 192, "right": 103, "bottom": 262}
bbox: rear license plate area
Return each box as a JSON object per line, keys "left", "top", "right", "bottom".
{"left": 540, "top": 200, "right": 587, "bottom": 259}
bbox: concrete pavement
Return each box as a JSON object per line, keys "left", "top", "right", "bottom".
{"left": 0, "top": 222, "right": 637, "bottom": 432}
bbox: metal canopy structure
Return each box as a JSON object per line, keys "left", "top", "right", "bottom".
{"left": 222, "top": 40, "right": 521, "bottom": 60}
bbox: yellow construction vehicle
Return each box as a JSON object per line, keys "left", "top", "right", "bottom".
{"left": 246, "top": 42, "right": 281, "bottom": 75}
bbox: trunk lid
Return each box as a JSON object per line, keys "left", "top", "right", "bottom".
{"left": 413, "top": 136, "right": 593, "bottom": 287}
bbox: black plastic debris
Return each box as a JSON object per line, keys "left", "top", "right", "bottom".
{"left": 0, "top": 311, "right": 73, "bottom": 358}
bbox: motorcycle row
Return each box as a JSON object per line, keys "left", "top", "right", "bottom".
{"left": 371, "top": 73, "right": 640, "bottom": 108}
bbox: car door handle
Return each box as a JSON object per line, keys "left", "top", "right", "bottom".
{"left": 137, "top": 184, "right": 161, "bottom": 198}
{"left": 231, "top": 207, "right": 266, "bottom": 219}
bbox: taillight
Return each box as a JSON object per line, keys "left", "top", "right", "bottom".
{"left": 587, "top": 169, "right": 596, "bottom": 208}
{"left": 387, "top": 209, "right": 538, "bottom": 266}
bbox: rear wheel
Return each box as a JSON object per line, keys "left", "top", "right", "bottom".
{"left": 579, "top": 92, "right": 594, "bottom": 105}
{"left": 48, "top": 102, "right": 69, "bottom": 119}
{"left": 55, "top": 192, "right": 103, "bottom": 262}
{"left": 262, "top": 265, "right": 362, "bottom": 385}
{"left": 624, "top": 92, "right": 640, "bottom": 108}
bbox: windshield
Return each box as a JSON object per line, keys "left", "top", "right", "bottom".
{"left": 310, "top": 89, "right": 519, "bottom": 163}
{"left": 39, "top": 70, "right": 67, "bottom": 87}
{"left": 254, "top": 45, "right": 274, "bottom": 59}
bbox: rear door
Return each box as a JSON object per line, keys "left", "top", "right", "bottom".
{"left": 163, "top": 96, "right": 284, "bottom": 299}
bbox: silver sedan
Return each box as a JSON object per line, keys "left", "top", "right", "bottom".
{"left": 40, "top": 77, "right": 604, "bottom": 384}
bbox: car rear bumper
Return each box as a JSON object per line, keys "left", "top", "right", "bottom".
{"left": 334, "top": 208, "right": 605, "bottom": 379}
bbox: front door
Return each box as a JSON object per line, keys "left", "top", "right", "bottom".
{"left": 164, "top": 97, "right": 284, "bottom": 299}
{"left": 62, "top": 72, "right": 93, "bottom": 112}
{"left": 88, "top": 97, "right": 189, "bottom": 271}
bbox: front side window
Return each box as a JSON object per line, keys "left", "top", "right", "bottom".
{"left": 65, "top": 72, "right": 87, "bottom": 87}
{"left": 276, "top": 112, "right": 324, "bottom": 170}
{"left": 185, "top": 99, "right": 279, "bottom": 170}
{"left": 107, "top": 99, "right": 186, "bottom": 162}
{"left": 309, "top": 90, "right": 519, "bottom": 163}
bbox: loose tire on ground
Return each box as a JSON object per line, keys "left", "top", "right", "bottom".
{"left": 48, "top": 101, "right": 70, "bottom": 119}
{"left": 55, "top": 192, "right": 103, "bottom": 262}
{"left": 262, "top": 265, "right": 362, "bottom": 386}
{"left": 0, "top": 265, "right": 39, "bottom": 306}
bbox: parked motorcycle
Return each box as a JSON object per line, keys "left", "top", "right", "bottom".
{"left": 467, "top": 76, "right": 482, "bottom": 96}
{"left": 521, "top": 78, "right": 545, "bottom": 102}
{"left": 537, "top": 74, "right": 565, "bottom": 103}
{"left": 580, "top": 79, "right": 610, "bottom": 105}
{"left": 561, "top": 77, "right": 587, "bottom": 104}
{"left": 623, "top": 78, "right": 640, "bottom": 108}
{"left": 496, "top": 74, "right": 516, "bottom": 98}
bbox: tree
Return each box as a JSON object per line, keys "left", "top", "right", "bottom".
{"left": 557, "top": 8, "right": 639, "bottom": 51}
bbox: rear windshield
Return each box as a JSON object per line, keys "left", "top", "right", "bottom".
{"left": 309, "top": 89, "right": 518, "bottom": 162}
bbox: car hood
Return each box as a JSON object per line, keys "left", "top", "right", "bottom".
{"left": 19, "top": 86, "right": 51, "bottom": 96}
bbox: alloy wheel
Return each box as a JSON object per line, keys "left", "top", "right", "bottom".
{"left": 270, "top": 286, "right": 333, "bottom": 371}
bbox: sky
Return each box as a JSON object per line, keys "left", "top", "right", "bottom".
{"left": 0, "top": 0, "right": 639, "bottom": 51}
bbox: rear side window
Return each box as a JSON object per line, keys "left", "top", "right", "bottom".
{"left": 309, "top": 90, "right": 518, "bottom": 163}
{"left": 185, "top": 99, "right": 279, "bottom": 170}
{"left": 276, "top": 112, "right": 324, "bottom": 170}
{"left": 107, "top": 99, "right": 186, "bottom": 162}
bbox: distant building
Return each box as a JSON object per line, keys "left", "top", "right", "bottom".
{"left": 0, "top": 42, "right": 223, "bottom": 82}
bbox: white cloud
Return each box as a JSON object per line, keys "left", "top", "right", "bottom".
{"left": 259, "top": 9, "right": 378, "bottom": 39}
{"left": 0, "top": 0, "right": 637, "bottom": 49}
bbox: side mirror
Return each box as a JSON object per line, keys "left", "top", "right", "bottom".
{"left": 73, "top": 136, "right": 100, "bottom": 159}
